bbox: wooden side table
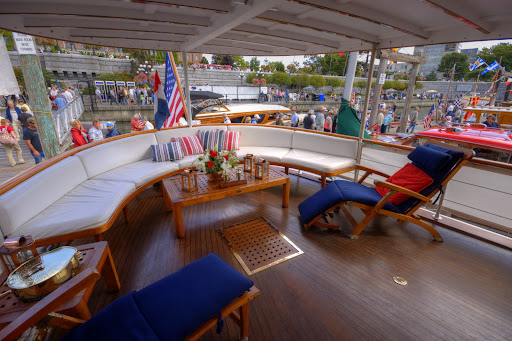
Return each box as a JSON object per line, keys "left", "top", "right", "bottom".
{"left": 0, "top": 241, "right": 120, "bottom": 328}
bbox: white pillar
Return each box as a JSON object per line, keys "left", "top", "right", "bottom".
{"left": 181, "top": 51, "right": 192, "bottom": 127}
{"left": 354, "top": 44, "right": 377, "bottom": 181}
{"left": 343, "top": 52, "right": 359, "bottom": 102}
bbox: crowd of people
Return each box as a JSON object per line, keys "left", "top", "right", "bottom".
{"left": 97, "top": 86, "right": 154, "bottom": 106}
{"left": 48, "top": 84, "right": 80, "bottom": 110}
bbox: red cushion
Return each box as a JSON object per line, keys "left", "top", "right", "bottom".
{"left": 375, "top": 163, "right": 434, "bottom": 205}
{"left": 223, "top": 131, "right": 240, "bottom": 151}
{"left": 171, "top": 136, "right": 204, "bottom": 156}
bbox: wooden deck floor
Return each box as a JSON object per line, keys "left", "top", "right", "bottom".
{"left": 75, "top": 172, "right": 512, "bottom": 340}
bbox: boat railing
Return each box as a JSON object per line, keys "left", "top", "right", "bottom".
{"left": 52, "top": 96, "right": 85, "bottom": 145}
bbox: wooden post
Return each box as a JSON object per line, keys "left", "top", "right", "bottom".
{"left": 443, "top": 63, "right": 456, "bottom": 112}
{"left": 19, "top": 54, "right": 61, "bottom": 158}
{"left": 489, "top": 57, "right": 503, "bottom": 107}
{"left": 398, "top": 61, "right": 420, "bottom": 133}
{"left": 369, "top": 52, "right": 386, "bottom": 127}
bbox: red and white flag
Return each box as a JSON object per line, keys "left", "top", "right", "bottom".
{"left": 423, "top": 104, "right": 436, "bottom": 128}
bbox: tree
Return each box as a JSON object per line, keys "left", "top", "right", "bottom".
{"left": 437, "top": 52, "right": 469, "bottom": 81}
{"left": 231, "top": 55, "right": 248, "bottom": 69}
{"left": 310, "top": 75, "right": 326, "bottom": 88}
{"left": 286, "top": 61, "right": 300, "bottom": 73}
{"left": 211, "top": 55, "right": 235, "bottom": 66}
{"left": 13, "top": 67, "right": 53, "bottom": 87}
{"left": 353, "top": 80, "right": 367, "bottom": 92}
{"left": 98, "top": 72, "right": 134, "bottom": 82}
{"left": 466, "top": 43, "right": 512, "bottom": 81}
{"left": 35, "top": 37, "right": 57, "bottom": 52}
{"left": 200, "top": 56, "right": 209, "bottom": 64}
{"left": 326, "top": 78, "right": 343, "bottom": 87}
{"left": 416, "top": 82, "right": 424, "bottom": 90}
{"left": 425, "top": 70, "right": 438, "bottom": 81}
{"left": 304, "top": 55, "right": 322, "bottom": 74}
{"left": 249, "top": 57, "right": 260, "bottom": 72}
{"left": 291, "top": 73, "right": 310, "bottom": 88}
{"left": 273, "top": 61, "right": 285, "bottom": 72}
{"left": 272, "top": 71, "right": 289, "bottom": 86}
{"left": 320, "top": 53, "right": 350, "bottom": 76}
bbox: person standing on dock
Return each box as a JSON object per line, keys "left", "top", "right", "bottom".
{"left": 23, "top": 117, "right": 44, "bottom": 164}
{"left": 0, "top": 118, "right": 25, "bottom": 167}
{"left": 315, "top": 107, "right": 326, "bottom": 132}
{"left": 407, "top": 107, "right": 419, "bottom": 133}
{"left": 290, "top": 105, "right": 299, "bottom": 127}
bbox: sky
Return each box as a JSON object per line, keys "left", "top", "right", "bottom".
{"left": 203, "top": 39, "right": 512, "bottom": 67}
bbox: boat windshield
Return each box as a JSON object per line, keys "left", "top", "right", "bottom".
{"left": 195, "top": 99, "right": 229, "bottom": 114}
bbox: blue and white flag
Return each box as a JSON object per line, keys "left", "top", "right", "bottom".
{"left": 154, "top": 52, "right": 185, "bottom": 130}
{"left": 481, "top": 61, "right": 499, "bottom": 75}
{"left": 469, "top": 57, "right": 485, "bottom": 71}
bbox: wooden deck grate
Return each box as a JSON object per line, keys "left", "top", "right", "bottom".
{"left": 218, "top": 217, "right": 303, "bottom": 275}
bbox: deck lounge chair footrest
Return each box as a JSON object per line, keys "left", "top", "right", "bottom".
{"left": 63, "top": 254, "right": 254, "bottom": 341}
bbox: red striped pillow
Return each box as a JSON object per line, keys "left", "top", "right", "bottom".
{"left": 223, "top": 131, "right": 240, "bottom": 151}
{"left": 171, "top": 136, "right": 205, "bottom": 156}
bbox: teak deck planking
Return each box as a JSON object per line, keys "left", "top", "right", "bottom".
{"left": 64, "top": 173, "right": 512, "bottom": 341}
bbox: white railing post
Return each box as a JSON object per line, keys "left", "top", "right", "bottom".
{"left": 51, "top": 96, "right": 85, "bottom": 145}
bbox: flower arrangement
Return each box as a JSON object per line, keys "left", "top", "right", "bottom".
{"left": 193, "top": 147, "right": 239, "bottom": 174}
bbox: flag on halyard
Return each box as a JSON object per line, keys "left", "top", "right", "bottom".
{"left": 154, "top": 52, "right": 185, "bottom": 130}
{"left": 338, "top": 52, "right": 344, "bottom": 57}
{"left": 469, "top": 57, "right": 485, "bottom": 71}
{"left": 423, "top": 104, "right": 435, "bottom": 128}
{"left": 481, "top": 60, "right": 499, "bottom": 75}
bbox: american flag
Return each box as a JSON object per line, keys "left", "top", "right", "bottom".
{"left": 423, "top": 104, "right": 436, "bottom": 128}
{"left": 154, "top": 52, "right": 185, "bottom": 129}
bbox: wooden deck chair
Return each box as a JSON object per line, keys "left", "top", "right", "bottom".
{"left": 0, "top": 254, "right": 260, "bottom": 341}
{"left": 298, "top": 141, "right": 474, "bottom": 241}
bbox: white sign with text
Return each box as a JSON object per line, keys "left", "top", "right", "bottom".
{"left": 12, "top": 32, "right": 36, "bottom": 55}
{"left": 378, "top": 73, "right": 386, "bottom": 85}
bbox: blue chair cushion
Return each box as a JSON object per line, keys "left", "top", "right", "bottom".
{"left": 62, "top": 292, "right": 159, "bottom": 341}
{"left": 299, "top": 180, "right": 402, "bottom": 225}
{"left": 399, "top": 143, "right": 465, "bottom": 212}
{"left": 408, "top": 145, "right": 452, "bottom": 172}
{"left": 133, "top": 253, "right": 253, "bottom": 340}
{"left": 63, "top": 254, "right": 253, "bottom": 341}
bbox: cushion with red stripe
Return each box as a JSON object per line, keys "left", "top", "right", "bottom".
{"left": 223, "top": 131, "right": 240, "bottom": 151}
{"left": 171, "top": 136, "right": 205, "bottom": 156}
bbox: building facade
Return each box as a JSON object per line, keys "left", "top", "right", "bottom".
{"left": 461, "top": 48, "right": 479, "bottom": 63}
{"left": 415, "top": 43, "right": 461, "bottom": 77}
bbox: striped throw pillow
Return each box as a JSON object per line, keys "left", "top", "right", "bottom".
{"left": 172, "top": 135, "right": 205, "bottom": 156}
{"left": 151, "top": 142, "right": 183, "bottom": 162}
{"left": 223, "top": 131, "right": 241, "bottom": 151}
{"left": 198, "top": 129, "right": 225, "bottom": 151}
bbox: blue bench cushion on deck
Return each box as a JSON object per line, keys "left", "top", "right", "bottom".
{"left": 299, "top": 179, "right": 401, "bottom": 225}
{"left": 63, "top": 254, "right": 253, "bottom": 341}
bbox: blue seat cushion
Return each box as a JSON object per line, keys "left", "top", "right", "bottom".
{"left": 62, "top": 292, "right": 159, "bottom": 341}
{"left": 408, "top": 145, "right": 452, "bottom": 172}
{"left": 299, "top": 180, "right": 402, "bottom": 225}
{"left": 399, "top": 143, "right": 465, "bottom": 212}
{"left": 133, "top": 253, "right": 253, "bottom": 340}
{"left": 63, "top": 254, "right": 253, "bottom": 341}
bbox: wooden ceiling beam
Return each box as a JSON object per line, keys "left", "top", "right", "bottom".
{"left": 289, "top": 0, "right": 430, "bottom": 40}
{"left": 422, "top": 0, "right": 491, "bottom": 34}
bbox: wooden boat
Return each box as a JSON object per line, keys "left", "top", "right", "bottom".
{"left": 192, "top": 99, "right": 291, "bottom": 124}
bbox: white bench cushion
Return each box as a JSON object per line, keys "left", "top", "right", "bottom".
{"left": 228, "top": 125, "right": 293, "bottom": 148}
{"left": 281, "top": 149, "right": 356, "bottom": 173}
{"left": 292, "top": 131, "right": 357, "bottom": 159}
{"left": 76, "top": 133, "right": 157, "bottom": 178}
{"left": 0, "top": 156, "right": 88, "bottom": 237}
{"left": 155, "top": 126, "right": 226, "bottom": 145}
{"left": 11, "top": 180, "right": 136, "bottom": 240}
{"left": 92, "top": 159, "right": 180, "bottom": 187}
{"left": 236, "top": 147, "right": 291, "bottom": 163}
{"left": 174, "top": 154, "right": 201, "bottom": 169}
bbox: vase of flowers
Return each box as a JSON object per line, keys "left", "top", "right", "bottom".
{"left": 193, "top": 147, "right": 239, "bottom": 183}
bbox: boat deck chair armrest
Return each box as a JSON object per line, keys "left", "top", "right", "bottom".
{"left": 373, "top": 180, "right": 431, "bottom": 203}
{"left": 0, "top": 268, "right": 101, "bottom": 341}
{"left": 355, "top": 165, "right": 392, "bottom": 184}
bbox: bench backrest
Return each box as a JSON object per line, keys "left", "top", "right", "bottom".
{"left": 0, "top": 156, "right": 88, "bottom": 239}
{"left": 292, "top": 131, "right": 358, "bottom": 159}
{"left": 227, "top": 125, "right": 293, "bottom": 148}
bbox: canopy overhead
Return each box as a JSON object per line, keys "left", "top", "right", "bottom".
{"left": 0, "top": 0, "right": 510, "bottom": 56}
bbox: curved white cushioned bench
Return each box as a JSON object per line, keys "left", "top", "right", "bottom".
{"left": 0, "top": 124, "right": 357, "bottom": 246}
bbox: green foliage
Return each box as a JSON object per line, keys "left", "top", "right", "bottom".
{"left": 415, "top": 82, "right": 424, "bottom": 90}
{"left": 200, "top": 56, "right": 209, "bottom": 64}
{"left": 303, "top": 55, "right": 322, "bottom": 74}
{"left": 425, "top": 70, "right": 438, "bottom": 81}
{"left": 437, "top": 52, "right": 469, "bottom": 81}
{"left": 249, "top": 57, "right": 260, "bottom": 72}
{"left": 0, "top": 30, "right": 14, "bottom": 51}
{"left": 212, "top": 55, "right": 235, "bottom": 66}
{"left": 310, "top": 75, "right": 326, "bottom": 88}
{"left": 271, "top": 71, "right": 289, "bottom": 86}
{"left": 274, "top": 61, "right": 285, "bottom": 72}
{"left": 321, "top": 53, "right": 350, "bottom": 76}
{"left": 291, "top": 73, "right": 310, "bottom": 88}
{"left": 326, "top": 78, "right": 343, "bottom": 87}
{"left": 231, "top": 55, "right": 248, "bottom": 69}
{"left": 13, "top": 67, "right": 53, "bottom": 87}
{"left": 353, "top": 80, "right": 367, "bottom": 91}
{"left": 478, "top": 43, "right": 512, "bottom": 75}
{"left": 97, "top": 72, "right": 134, "bottom": 82}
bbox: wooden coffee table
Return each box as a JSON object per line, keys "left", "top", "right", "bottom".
{"left": 162, "top": 167, "right": 290, "bottom": 238}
